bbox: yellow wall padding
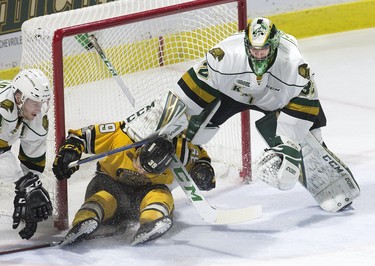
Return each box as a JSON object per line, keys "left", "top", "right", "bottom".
{"left": 268, "top": 0, "right": 375, "bottom": 39}
{"left": 1, "top": 0, "right": 374, "bottom": 80}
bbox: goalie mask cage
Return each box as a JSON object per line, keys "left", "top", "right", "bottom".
{"left": 19, "top": 0, "right": 251, "bottom": 230}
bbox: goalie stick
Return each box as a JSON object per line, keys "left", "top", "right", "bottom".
{"left": 75, "top": 33, "right": 135, "bottom": 107}
{"left": 171, "top": 155, "right": 262, "bottom": 224}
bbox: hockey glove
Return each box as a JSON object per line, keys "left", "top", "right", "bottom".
{"left": 190, "top": 159, "right": 216, "bottom": 191}
{"left": 13, "top": 172, "right": 53, "bottom": 239}
{"left": 53, "top": 136, "right": 84, "bottom": 180}
{"left": 254, "top": 135, "right": 301, "bottom": 191}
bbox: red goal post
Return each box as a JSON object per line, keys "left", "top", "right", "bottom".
{"left": 21, "top": 0, "right": 251, "bottom": 230}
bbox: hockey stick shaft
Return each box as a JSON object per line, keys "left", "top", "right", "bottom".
{"left": 0, "top": 227, "right": 123, "bottom": 255}
{"left": 75, "top": 33, "right": 135, "bottom": 107}
{"left": 170, "top": 155, "right": 262, "bottom": 224}
{"left": 0, "top": 241, "right": 61, "bottom": 255}
{"left": 68, "top": 134, "right": 158, "bottom": 168}
{"left": 68, "top": 91, "right": 187, "bottom": 168}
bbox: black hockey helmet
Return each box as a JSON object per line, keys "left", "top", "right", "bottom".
{"left": 139, "top": 136, "right": 175, "bottom": 174}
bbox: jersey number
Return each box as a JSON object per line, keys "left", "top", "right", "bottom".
{"left": 197, "top": 61, "right": 209, "bottom": 79}
{"left": 99, "top": 123, "right": 116, "bottom": 133}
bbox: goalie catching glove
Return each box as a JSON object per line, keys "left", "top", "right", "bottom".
{"left": 13, "top": 172, "right": 53, "bottom": 239}
{"left": 190, "top": 158, "right": 216, "bottom": 191}
{"left": 53, "top": 136, "right": 84, "bottom": 180}
{"left": 254, "top": 135, "right": 301, "bottom": 190}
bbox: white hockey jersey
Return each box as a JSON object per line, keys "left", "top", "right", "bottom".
{"left": 174, "top": 31, "right": 325, "bottom": 144}
{"left": 0, "top": 80, "right": 49, "bottom": 181}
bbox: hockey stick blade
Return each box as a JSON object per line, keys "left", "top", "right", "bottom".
{"left": 171, "top": 155, "right": 262, "bottom": 224}
{"left": 214, "top": 205, "right": 262, "bottom": 225}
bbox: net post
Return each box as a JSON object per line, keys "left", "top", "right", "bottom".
{"left": 52, "top": 30, "right": 69, "bottom": 230}
{"left": 237, "top": 0, "right": 252, "bottom": 182}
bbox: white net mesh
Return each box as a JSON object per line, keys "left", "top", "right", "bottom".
{"left": 17, "top": 0, "right": 247, "bottom": 226}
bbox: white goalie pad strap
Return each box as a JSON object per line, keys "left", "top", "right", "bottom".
{"left": 301, "top": 132, "right": 360, "bottom": 212}
{"left": 253, "top": 149, "right": 299, "bottom": 191}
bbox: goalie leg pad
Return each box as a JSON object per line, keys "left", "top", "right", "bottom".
{"left": 124, "top": 91, "right": 188, "bottom": 141}
{"left": 255, "top": 112, "right": 360, "bottom": 212}
{"left": 300, "top": 132, "right": 360, "bottom": 212}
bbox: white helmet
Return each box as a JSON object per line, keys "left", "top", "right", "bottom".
{"left": 12, "top": 69, "right": 51, "bottom": 103}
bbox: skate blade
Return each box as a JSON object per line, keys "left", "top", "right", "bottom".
{"left": 131, "top": 218, "right": 172, "bottom": 246}
{"left": 60, "top": 219, "right": 99, "bottom": 247}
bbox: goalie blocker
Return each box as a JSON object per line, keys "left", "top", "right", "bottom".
{"left": 255, "top": 111, "right": 360, "bottom": 212}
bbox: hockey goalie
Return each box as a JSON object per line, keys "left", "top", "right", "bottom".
{"left": 171, "top": 17, "right": 360, "bottom": 212}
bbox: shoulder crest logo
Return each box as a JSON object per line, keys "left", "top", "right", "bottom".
{"left": 209, "top": 48, "right": 225, "bottom": 62}
{"left": 0, "top": 99, "right": 14, "bottom": 112}
{"left": 298, "top": 63, "right": 310, "bottom": 79}
{"left": 42, "top": 115, "right": 49, "bottom": 131}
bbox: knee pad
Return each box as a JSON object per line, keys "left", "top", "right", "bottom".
{"left": 139, "top": 188, "right": 174, "bottom": 224}
{"left": 80, "top": 190, "right": 118, "bottom": 223}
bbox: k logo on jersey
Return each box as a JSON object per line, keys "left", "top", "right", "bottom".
{"left": 232, "top": 84, "right": 254, "bottom": 104}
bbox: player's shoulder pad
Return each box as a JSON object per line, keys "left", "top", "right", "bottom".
{"left": 0, "top": 80, "right": 12, "bottom": 91}
{"left": 0, "top": 81, "right": 14, "bottom": 109}
{"left": 275, "top": 33, "right": 312, "bottom": 86}
{"left": 298, "top": 63, "right": 310, "bottom": 80}
{"left": 0, "top": 99, "right": 15, "bottom": 113}
{"left": 206, "top": 33, "right": 248, "bottom": 74}
{"left": 208, "top": 47, "right": 225, "bottom": 62}
{"left": 0, "top": 85, "right": 17, "bottom": 119}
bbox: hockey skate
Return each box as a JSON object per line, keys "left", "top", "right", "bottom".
{"left": 60, "top": 218, "right": 99, "bottom": 247}
{"left": 131, "top": 216, "right": 172, "bottom": 246}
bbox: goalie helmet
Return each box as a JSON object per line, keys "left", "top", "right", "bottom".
{"left": 139, "top": 136, "right": 175, "bottom": 174}
{"left": 244, "top": 17, "right": 281, "bottom": 76}
{"left": 12, "top": 69, "right": 51, "bottom": 103}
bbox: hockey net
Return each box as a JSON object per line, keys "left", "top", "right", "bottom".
{"left": 15, "top": 0, "right": 250, "bottom": 229}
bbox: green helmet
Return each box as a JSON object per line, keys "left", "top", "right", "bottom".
{"left": 244, "top": 17, "right": 281, "bottom": 76}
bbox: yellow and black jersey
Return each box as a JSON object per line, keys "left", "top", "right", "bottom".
{"left": 68, "top": 121, "right": 210, "bottom": 186}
